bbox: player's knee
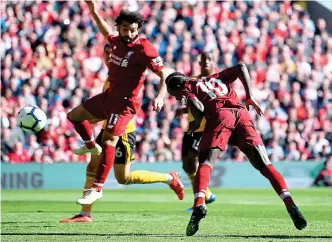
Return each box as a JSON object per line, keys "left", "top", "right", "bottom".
{"left": 237, "top": 62, "right": 246, "bottom": 69}
{"left": 115, "top": 174, "right": 130, "bottom": 185}
{"left": 67, "top": 105, "right": 82, "bottom": 122}
{"left": 199, "top": 148, "right": 220, "bottom": 165}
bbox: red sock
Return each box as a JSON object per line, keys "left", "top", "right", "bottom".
{"left": 260, "top": 164, "right": 296, "bottom": 209}
{"left": 93, "top": 144, "right": 116, "bottom": 187}
{"left": 70, "top": 120, "right": 96, "bottom": 149}
{"left": 193, "top": 163, "right": 212, "bottom": 207}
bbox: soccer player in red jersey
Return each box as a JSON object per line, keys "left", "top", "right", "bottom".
{"left": 60, "top": 44, "right": 183, "bottom": 223}
{"left": 166, "top": 63, "right": 307, "bottom": 236}
{"left": 67, "top": 0, "right": 183, "bottom": 205}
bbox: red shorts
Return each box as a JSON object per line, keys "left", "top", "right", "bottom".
{"left": 199, "top": 108, "right": 263, "bottom": 151}
{"left": 82, "top": 92, "right": 136, "bottom": 136}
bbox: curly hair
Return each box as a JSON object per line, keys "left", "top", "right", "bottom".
{"left": 115, "top": 10, "right": 145, "bottom": 28}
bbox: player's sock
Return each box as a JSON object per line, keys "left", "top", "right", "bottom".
{"left": 126, "top": 170, "right": 172, "bottom": 184}
{"left": 193, "top": 163, "right": 212, "bottom": 207}
{"left": 80, "top": 211, "right": 91, "bottom": 217}
{"left": 205, "top": 187, "right": 212, "bottom": 200}
{"left": 70, "top": 120, "right": 96, "bottom": 149}
{"left": 93, "top": 144, "right": 116, "bottom": 189}
{"left": 260, "top": 164, "right": 296, "bottom": 209}
{"left": 187, "top": 172, "right": 212, "bottom": 200}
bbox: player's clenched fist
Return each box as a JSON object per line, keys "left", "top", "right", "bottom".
{"left": 84, "top": 0, "right": 95, "bottom": 11}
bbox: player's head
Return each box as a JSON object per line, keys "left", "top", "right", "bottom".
{"left": 199, "top": 51, "right": 214, "bottom": 75}
{"left": 104, "top": 44, "right": 112, "bottom": 66}
{"left": 165, "top": 72, "right": 188, "bottom": 98}
{"left": 115, "top": 10, "right": 144, "bottom": 45}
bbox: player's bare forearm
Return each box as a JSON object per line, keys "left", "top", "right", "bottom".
{"left": 219, "top": 63, "right": 253, "bottom": 98}
{"left": 188, "top": 98, "right": 204, "bottom": 118}
{"left": 86, "top": 1, "right": 111, "bottom": 38}
{"left": 176, "top": 107, "right": 188, "bottom": 116}
{"left": 155, "top": 68, "right": 172, "bottom": 99}
{"left": 237, "top": 62, "right": 253, "bottom": 98}
{"left": 187, "top": 99, "right": 204, "bottom": 133}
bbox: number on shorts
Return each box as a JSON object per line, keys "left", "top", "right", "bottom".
{"left": 116, "top": 147, "right": 123, "bottom": 157}
{"left": 107, "top": 114, "right": 119, "bottom": 129}
{"left": 192, "top": 139, "right": 200, "bottom": 151}
{"left": 197, "top": 78, "right": 228, "bottom": 99}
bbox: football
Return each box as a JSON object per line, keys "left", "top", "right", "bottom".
{"left": 17, "top": 106, "right": 47, "bottom": 132}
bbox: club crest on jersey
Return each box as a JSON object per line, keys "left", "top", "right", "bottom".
{"left": 126, "top": 51, "right": 134, "bottom": 58}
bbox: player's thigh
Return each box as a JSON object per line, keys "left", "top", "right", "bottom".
{"left": 232, "top": 109, "right": 264, "bottom": 148}
{"left": 114, "top": 132, "right": 136, "bottom": 168}
{"left": 199, "top": 109, "right": 235, "bottom": 155}
{"left": 239, "top": 145, "right": 271, "bottom": 171}
{"left": 113, "top": 132, "right": 136, "bottom": 183}
{"left": 78, "top": 93, "right": 108, "bottom": 121}
{"left": 67, "top": 104, "right": 100, "bottom": 122}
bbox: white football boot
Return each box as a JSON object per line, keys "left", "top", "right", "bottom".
{"left": 74, "top": 143, "right": 102, "bottom": 156}
{"left": 76, "top": 188, "right": 103, "bottom": 205}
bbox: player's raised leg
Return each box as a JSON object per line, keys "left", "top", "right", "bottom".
{"left": 112, "top": 132, "right": 184, "bottom": 199}
{"left": 67, "top": 98, "right": 104, "bottom": 155}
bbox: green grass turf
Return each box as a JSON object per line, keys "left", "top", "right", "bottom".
{"left": 1, "top": 188, "right": 332, "bottom": 242}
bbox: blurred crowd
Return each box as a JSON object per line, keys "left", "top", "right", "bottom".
{"left": 1, "top": 1, "right": 331, "bottom": 164}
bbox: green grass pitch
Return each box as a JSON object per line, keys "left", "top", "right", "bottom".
{"left": 1, "top": 188, "right": 332, "bottom": 242}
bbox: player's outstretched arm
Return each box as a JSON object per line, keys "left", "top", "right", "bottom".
{"left": 85, "top": 0, "right": 112, "bottom": 38}
{"left": 153, "top": 68, "right": 173, "bottom": 112}
{"left": 219, "top": 63, "right": 263, "bottom": 115}
{"left": 187, "top": 97, "right": 204, "bottom": 134}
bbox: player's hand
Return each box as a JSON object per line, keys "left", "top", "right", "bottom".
{"left": 245, "top": 97, "right": 264, "bottom": 116}
{"left": 153, "top": 96, "right": 164, "bottom": 112}
{"left": 84, "top": 0, "right": 95, "bottom": 11}
{"left": 187, "top": 121, "right": 200, "bottom": 136}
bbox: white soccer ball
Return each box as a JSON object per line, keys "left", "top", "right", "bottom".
{"left": 17, "top": 106, "right": 47, "bottom": 133}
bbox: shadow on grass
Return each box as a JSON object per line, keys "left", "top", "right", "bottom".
{"left": 2, "top": 233, "right": 332, "bottom": 239}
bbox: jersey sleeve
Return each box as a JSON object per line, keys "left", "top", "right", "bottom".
{"left": 107, "top": 34, "right": 116, "bottom": 45}
{"left": 143, "top": 40, "right": 164, "bottom": 72}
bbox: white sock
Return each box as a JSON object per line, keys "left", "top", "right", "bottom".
{"left": 80, "top": 211, "right": 91, "bottom": 217}
{"left": 165, "top": 174, "right": 173, "bottom": 184}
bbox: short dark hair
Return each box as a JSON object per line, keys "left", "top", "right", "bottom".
{"left": 115, "top": 10, "right": 145, "bottom": 28}
{"left": 166, "top": 72, "right": 188, "bottom": 90}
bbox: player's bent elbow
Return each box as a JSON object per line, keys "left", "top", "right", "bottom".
{"left": 237, "top": 62, "right": 246, "bottom": 69}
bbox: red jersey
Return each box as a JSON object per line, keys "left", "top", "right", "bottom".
{"left": 181, "top": 72, "right": 244, "bottom": 114}
{"left": 106, "top": 34, "right": 164, "bottom": 108}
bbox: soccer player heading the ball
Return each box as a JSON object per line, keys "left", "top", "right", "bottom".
{"left": 166, "top": 63, "right": 307, "bottom": 236}
{"left": 67, "top": 0, "right": 183, "bottom": 205}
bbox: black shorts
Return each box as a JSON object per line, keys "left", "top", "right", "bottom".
{"left": 181, "top": 132, "right": 202, "bottom": 157}
{"left": 96, "top": 129, "right": 136, "bottom": 164}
